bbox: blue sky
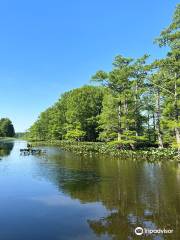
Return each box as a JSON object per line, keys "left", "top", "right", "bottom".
{"left": 0, "top": 0, "right": 179, "bottom": 132}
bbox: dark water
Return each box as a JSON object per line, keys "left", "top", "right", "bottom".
{"left": 0, "top": 140, "right": 180, "bottom": 240}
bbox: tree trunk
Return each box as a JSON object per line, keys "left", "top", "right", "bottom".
{"left": 175, "top": 127, "right": 180, "bottom": 154}
{"left": 118, "top": 102, "right": 122, "bottom": 141}
{"left": 156, "top": 89, "right": 163, "bottom": 148}
{"left": 124, "top": 99, "right": 128, "bottom": 140}
{"left": 147, "top": 112, "right": 150, "bottom": 142}
{"left": 152, "top": 113, "right": 156, "bottom": 143}
{"left": 135, "top": 83, "right": 139, "bottom": 136}
{"left": 174, "top": 77, "right": 180, "bottom": 154}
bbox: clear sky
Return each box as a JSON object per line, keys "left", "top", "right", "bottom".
{"left": 0, "top": 0, "right": 179, "bottom": 132}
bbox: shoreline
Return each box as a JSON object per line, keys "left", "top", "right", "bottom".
{"left": 0, "top": 137, "right": 17, "bottom": 141}
{"left": 30, "top": 140, "right": 180, "bottom": 162}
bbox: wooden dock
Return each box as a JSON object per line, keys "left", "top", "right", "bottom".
{"left": 20, "top": 148, "right": 46, "bottom": 155}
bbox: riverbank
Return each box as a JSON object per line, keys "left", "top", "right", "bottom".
{"left": 0, "top": 137, "right": 17, "bottom": 142}
{"left": 30, "top": 140, "right": 180, "bottom": 162}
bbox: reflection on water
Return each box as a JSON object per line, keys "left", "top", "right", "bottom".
{"left": 0, "top": 140, "right": 14, "bottom": 157}
{"left": 0, "top": 141, "right": 179, "bottom": 240}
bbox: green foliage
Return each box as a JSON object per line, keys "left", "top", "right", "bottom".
{"left": 32, "top": 140, "right": 179, "bottom": 161}
{"left": 65, "top": 129, "right": 86, "bottom": 141}
{"left": 64, "top": 85, "right": 104, "bottom": 141}
{"left": 153, "top": 4, "right": 180, "bottom": 151}
{"left": 92, "top": 54, "right": 149, "bottom": 143}
{"left": 0, "top": 118, "right": 15, "bottom": 137}
{"left": 27, "top": 86, "right": 104, "bottom": 142}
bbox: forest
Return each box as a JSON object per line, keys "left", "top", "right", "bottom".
{"left": 27, "top": 4, "right": 180, "bottom": 153}
{"left": 0, "top": 118, "right": 15, "bottom": 138}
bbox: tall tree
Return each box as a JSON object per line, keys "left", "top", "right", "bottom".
{"left": 146, "top": 71, "right": 164, "bottom": 148}
{"left": 0, "top": 118, "right": 15, "bottom": 137}
{"left": 92, "top": 55, "right": 148, "bottom": 145}
{"left": 64, "top": 86, "right": 104, "bottom": 141}
{"left": 155, "top": 3, "right": 180, "bottom": 152}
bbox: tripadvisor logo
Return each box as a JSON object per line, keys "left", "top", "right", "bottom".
{"left": 134, "top": 227, "right": 173, "bottom": 236}
{"left": 135, "top": 227, "right": 143, "bottom": 236}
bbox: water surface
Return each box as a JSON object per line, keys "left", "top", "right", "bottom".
{"left": 0, "top": 140, "right": 179, "bottom": 240}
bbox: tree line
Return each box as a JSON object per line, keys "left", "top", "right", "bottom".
{"left": 27, "top": 4, "right": 180, "bottom": 151}
{"left": 0, "top": 118, "right": 15, "bottom": 137}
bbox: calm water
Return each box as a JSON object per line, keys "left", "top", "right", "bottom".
{"left": 0, "top": 140, "right": 180, "bottom": 240}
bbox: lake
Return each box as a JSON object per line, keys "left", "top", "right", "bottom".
{"left": 0, "top": 140, "right": 179, "bottom": 240}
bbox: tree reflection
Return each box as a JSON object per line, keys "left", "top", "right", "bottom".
{"left": 35, "top": 150, "right": 180, "bottom": 239}
{"left": 0, "top": 141, "right": 14, "bottom": 157}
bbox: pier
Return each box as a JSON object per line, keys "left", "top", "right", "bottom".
{"left": 20, "top": 148, "right": 46, "bottom": 155}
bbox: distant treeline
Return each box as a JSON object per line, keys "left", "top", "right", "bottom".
{"left": 15, "top": 132, "right": 25, "bottom": 138}
{"left": 0, "top": 118, "right": 15, "bottom": 137}
{"left": 26, "top": 4, "right": 180, "bottom": 151}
